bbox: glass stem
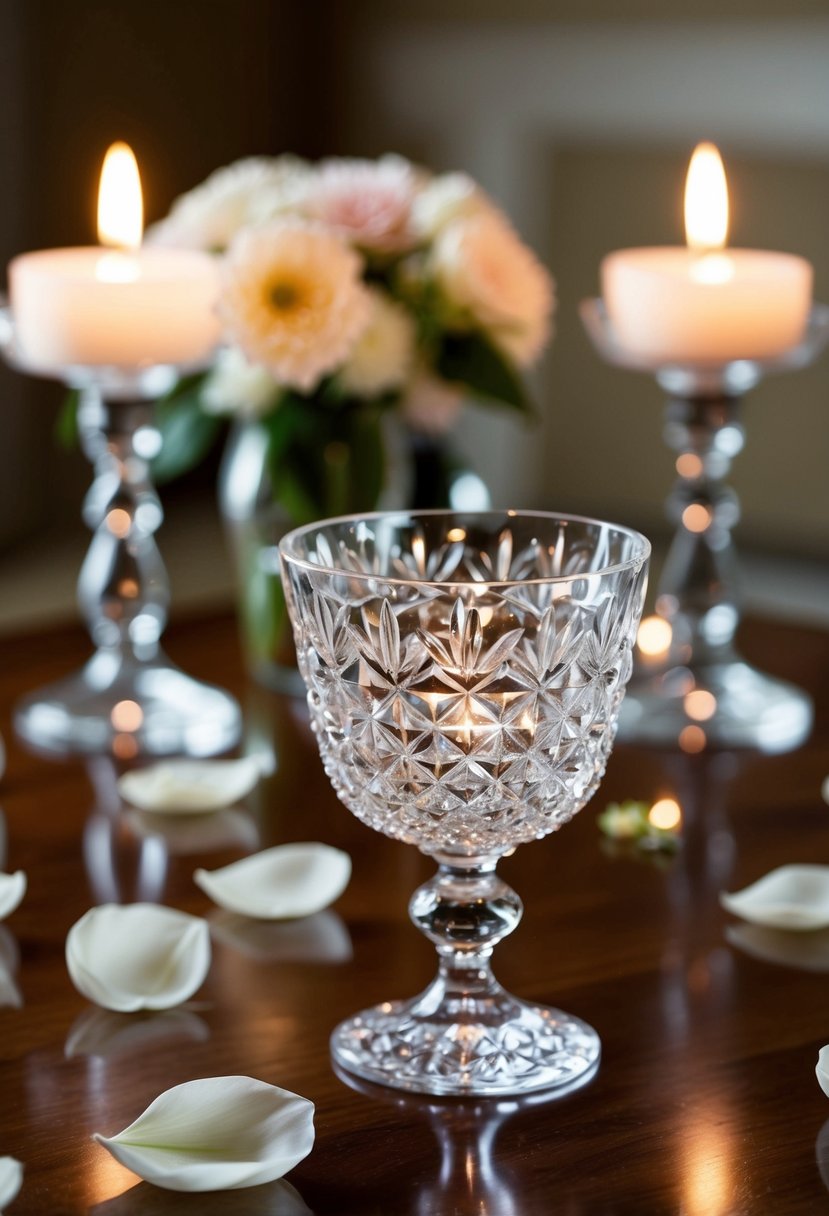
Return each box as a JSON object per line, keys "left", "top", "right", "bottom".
{"left": 408, "top": 859, "right": 523, "bottom": 1003}
{"left": 76, "top": 387, "right": 168, "bottom": 662}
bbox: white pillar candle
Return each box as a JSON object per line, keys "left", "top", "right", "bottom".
{"left": 601, "top": 143, "right": 813, "bottom": 365}
{"left": 8, "top": 143, "right": 220, "bottom": 372}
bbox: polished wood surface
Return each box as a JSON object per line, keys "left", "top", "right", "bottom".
{"left": 1, "top": 611, "right": 829, "bottom": 1215}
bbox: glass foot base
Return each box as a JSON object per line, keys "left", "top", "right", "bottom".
{"left": 619, "top": 659, "right": 812, "bottom": 754}
{"left": 14, "top": 649, "right": 242, "bottom": 759}
{"left": 331, "top": 990, "right": 600, "bottom": 1098}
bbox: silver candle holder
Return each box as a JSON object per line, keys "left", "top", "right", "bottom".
{"left": 581, "top": 299, "right": 829, "bottom": 754}
{"left": 1, "top": 313, "right": 241, "bottom": 758}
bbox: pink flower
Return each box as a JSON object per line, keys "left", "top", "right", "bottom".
{"left": 431, "top": 211, "right": 554, "bottom": 366}
{"left": 304, "top": 156, "right": 419, "bottom": 253}
{"left": 401, "top": 369, "right": 464, "bottom": 435}
{"left": 219, "top": 220, "right": 371, "bottom": 393}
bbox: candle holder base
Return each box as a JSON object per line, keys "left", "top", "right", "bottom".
{"left": 14, "top": 650, "right": 241, "bottom": 760}
{"left": 619, "top": 659, "right": 812, "bottom": 754}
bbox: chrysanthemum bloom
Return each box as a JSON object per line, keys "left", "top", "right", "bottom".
{"left": 338, "top": 288, "right": 415, "bottom": 398}
{"left": 145, "top": 156, "right": 312, "bottom": 252}
{"left": 219, "top": 220, "right": 371, "bottom": 393}
{"left": 431, "top": 211, "right": 555, "bottom": 366}
{"left": 202, "top": 347, "right": 279, "bottom": 418}
{"left": 305, "top": 156, "right": 419, "bottom": 253}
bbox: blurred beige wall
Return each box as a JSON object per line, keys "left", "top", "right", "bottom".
{"left": 333, "top": 5, "right": 829, "bottom": 560}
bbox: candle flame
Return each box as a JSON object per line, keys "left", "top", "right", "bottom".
{"left": 684, "top": 142, "right": 728, "bottom": 253}
{"left": 97, "top": 141, "right": 143, "bottom": 250}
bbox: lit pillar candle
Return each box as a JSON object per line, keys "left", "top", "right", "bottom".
{"left": 601, "top": 143, "right": 813, "bottom": 364}
{"left": 8, "top": 142, "right": 221, "bottom": 371}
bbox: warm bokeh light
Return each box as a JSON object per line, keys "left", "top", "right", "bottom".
{"left": 649, "top": 797, "right": 682, "bottom": 832}
{"left": 676, "top": 453, "right": 704, "bottom": 479}
{"left": 637, "top": 614, "right": 673, "bottom": 658}
{"left": 682, "top": 503, "right": 712, "bottom": 534}
{"left": 97, "top": 141, "right": 143, "bottom": 250}
{"left": 684, "top": 689, "right": 717, "bottom": 722}
{"left": 111, "top": 699, "right": 143, "bottom": 732}
{"left": 685, "top": 141, "right": 728, "bottom": 253}
{"left": 679, "top": 724, "right": 707, "bottom": 753}
{"left": 106, "top": 508, "right": 132, "bottom": 538}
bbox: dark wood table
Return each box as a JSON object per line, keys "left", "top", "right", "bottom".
{"left": 1, "top": 610, "right": 829, "bottom": 1215}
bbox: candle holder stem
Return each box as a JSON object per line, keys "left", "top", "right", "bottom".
{"left": 659, "top": 392, "right": 743, "bottom": 663}
{"left": 14, "top": 387, "right": 241, "bottom": 759}
{"left": 77, "top": 390, "right": 168, "bottom": 658}
{"left": 622, "top": 385, "right": 812, "bottom": 752}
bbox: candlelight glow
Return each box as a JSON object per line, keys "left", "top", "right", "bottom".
{"left": 98, "top": 141, "right": 143, "bottom": 250}
{"left": 685, "top": 142, "right": 728, "bottom": 253}
{"left": 637, "top": 615, "right": 672, "bottom": 658}
{"left": 649, "top": 797, "right": 682, "bottom": 832}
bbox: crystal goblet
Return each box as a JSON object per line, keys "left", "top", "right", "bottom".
{"left": 280, "top": 510, "right": 649, "bottom": 1097}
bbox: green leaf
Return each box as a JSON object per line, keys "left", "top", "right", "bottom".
{"left": 436, "top": 331, "right": 534, "bottom": 415}
{"left": 55, "top": 389, "right": 81, "bottom": 448}
{"left": 152, "top": 387, "right": 223, "bottom": 484}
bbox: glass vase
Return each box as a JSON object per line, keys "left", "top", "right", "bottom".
{"left": 219, "top": 415, "right": 490, "bottom": 695}
{"left": 218, "top": 419, "right": 303, "bottom": 696}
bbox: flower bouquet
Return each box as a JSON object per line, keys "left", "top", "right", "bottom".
{"left": 145, "top": 154, "right": 555, "bottom": 689}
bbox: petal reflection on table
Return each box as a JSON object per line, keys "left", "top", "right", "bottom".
{"left": 726, "top": 923, "right": 829, "bottom": 972}
{"left": 65, "top": 1006, "right": 211, "bottom": 1060}
{"left": 89, "top": 1177, "right": 312, "bottom": 1215}
{"left": 126, "top": 808, "right": 260, "bottom": 856}
{"left": 208, "top": 909, "right": 352, "bottom": 964}
{"left": 0, "top": 923, "right": 22, "bottom": 1009}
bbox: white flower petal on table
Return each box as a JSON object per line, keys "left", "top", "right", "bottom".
{"left": 720, "top": 865, "right": 829, "bottom": 931}
{"left": 66, "top": 904, "right": 211, "bottom": 1013}
{"left": 117, "top": 757, "right": 264, "bottom": 814}
{"left": 0, "top": 1156, "right": 23, "bottom": 1210}
{"left": 194, "top": 844, "right": 351, "bottom": 920}
{"left": 0, "top": 872, "right": 26, "bottom": 921}
{"left": 93, "top": 1075, "right": 315, "bottom": 1192}
{"left": 818, "top": 1047, "right": 829, "bottom": 1099}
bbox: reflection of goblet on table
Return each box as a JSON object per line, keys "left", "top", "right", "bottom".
{"left": 281, "top": 510, "right": 649, "bottom": 1096}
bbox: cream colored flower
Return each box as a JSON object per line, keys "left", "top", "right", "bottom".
{"left": 431, "top": 211, "right": 554, "bottom": 366}
{"left": 411, "top": 172, "right": 496, "bottom": 240}
{"left": 145, "top": 156, "right": 312, "bottom": 252}
{"left": 338, "top": 288, "right": 415, "bottom": 398}
{"left": 219, "top": 220, "right": 371, "bottom": 393}
{"left": 401, "top": 368, "right": 464, "bottom": 435}
{"left": 202, "top": 348, "right": 279, "bottom": 419}
{"left": 305, "top": 155, "right": 419, "bottom": 253}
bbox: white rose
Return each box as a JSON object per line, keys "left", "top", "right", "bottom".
{"left": 430, "top": 211, "right": 554, "bottom": 367}
{"left": 338, "top": 288, "right": 416, "bottom": 398}
{"left": 145, "top": 156, "right": 313, "bottom": 252}
{"left": 202, "top": 347, "right": 280, "bottom": 418}
{"left": 411, "top": 172, "right": 495, "bottom": 241}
